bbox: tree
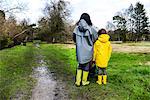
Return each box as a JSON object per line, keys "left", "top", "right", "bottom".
{"left": 133, "top": 2, "right": 149, "bottom": 40}
{"left": 0, "top": 0, "right": 25, "bottom": 14}
{"left": 126, "top": 4, "right": 135, "bottom": 33}
{"left": 37, "top": 17, "right": 50, "bottom": 41}
{"left": 0, "top": 0, "right": 27, "bottom": 49}
{"left": 108, "top": 2, "right": 150, "bottom": 42}
{"left": 0, "top": 10, "right": 5, "bottom": 24}
{"left": 0, "top": 10, "right": 5, "bottom": 36}
{"left": 42, "top": 0, "right": 70, "bottom": 43}
{"left": 113, "top": 14, "right": 127, "bottom": 30}
{"left": 123, "top": 4, "right": 136, "bottom": 41}
{"left": 0, "top": 10, "right": 7, "bottom": 49}
{"left": 106, "top": 21, "right": 116, "bottom": 31}
{"left": 113, "top": 13, "right": 127, "bottom": 42}
{"left": 0, "top": 15, "right": 18, "bottom": 49}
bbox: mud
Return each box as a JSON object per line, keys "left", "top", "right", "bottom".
{"left": 31, "top": 59, "right": 56, "bottom": 100}
{"left": 31, "top": 58, "right": 68, "bottom": 100}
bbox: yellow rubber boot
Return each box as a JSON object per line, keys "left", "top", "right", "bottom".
{"left": 82, "top": 71, "right": 90, "bottom": 86}
{"left": 75, "top": 69, "right": 82, "bottom": 86}
{"left": 103, "top": 75, "right": 107, "bottom": 84}
{"left": 96, "top": 75, "right": 102, "bottom": 85}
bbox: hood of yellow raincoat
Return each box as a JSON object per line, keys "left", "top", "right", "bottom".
{"left": 98, "top": 34, "right": 110, "bottom": 43}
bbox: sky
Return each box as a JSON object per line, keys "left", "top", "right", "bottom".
{"left": 14, "top": 0, "right": 150, "bottom": 29}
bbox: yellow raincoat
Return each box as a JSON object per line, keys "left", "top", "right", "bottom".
{"left": 93, "top": 34, "right": 112, "bottom": 68}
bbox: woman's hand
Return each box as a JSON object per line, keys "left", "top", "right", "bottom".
{"left": 92, "top": 61, "right": 95, "bottom": 64}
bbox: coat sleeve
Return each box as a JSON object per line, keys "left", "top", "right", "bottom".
{"left": 108, "top": 43, "right": 112, "bottom": 61}
{"left": 93, "top": 43, "right": 97, "bottom": 61}
{"left": 91, "top": 26, "right": 98, "bottom": 43}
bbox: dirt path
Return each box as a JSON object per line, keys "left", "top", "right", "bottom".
{"left": 112, "top": 44, "right": 150, "bottom": 53}
{"left": 59, "top": 43, "right": 150, "bottom": 53}
{"left": 31, "top": 45, "right": 68, "bottom": 100}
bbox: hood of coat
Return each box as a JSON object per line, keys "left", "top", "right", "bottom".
{"left": 98, "top": 34, "right": 110, "bottom": 43}
{"left": 78, "top": 19, "right": 90, "bottom": 32}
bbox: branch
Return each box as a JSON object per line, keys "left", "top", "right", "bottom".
{"left": 5, "top": 6, "right": 22, "bottom": 13}
{"left": 13, "top": 29, "right": 28, "bottom": 39}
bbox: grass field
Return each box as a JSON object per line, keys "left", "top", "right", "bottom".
{"left": 40, "top": 43, "right": 150, "bottom": 100}
{"left": 0, "top": 43, "right": 150, "bottom": 100}
{"left": 0, "top": 44, "right": 37, "bottom": 99}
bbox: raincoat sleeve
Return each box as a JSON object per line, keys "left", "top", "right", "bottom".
{"left": 108, "top": 43, "right": 112, "bottom": 61}
{"left": 93, "top": 32, "right": 98, "bottom": 43}
{"left": 93, "top": 43, "right": 97, "bottom": 61}
{"left": 91, "top": 26, "right": 98, "bottom": 42}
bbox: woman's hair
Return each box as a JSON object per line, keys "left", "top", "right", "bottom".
{"left": 78, "top": 13, "right": 92, "bottom": 26}
{"left": 98, "top": 28, "right": 107, "bottom": 36}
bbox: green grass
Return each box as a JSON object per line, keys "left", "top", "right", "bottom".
{"left": 40, "top": 43, "right": 150, "bottom": 100}
{"left": 0, "top": 44, "right": 37, "bottom": 100}
{"left": 0, "top": 43, "right": 150, "bottom": 100}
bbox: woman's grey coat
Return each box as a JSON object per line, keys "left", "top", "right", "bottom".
{"left": 73, "top": 19, "right": 98, "bottom": 64}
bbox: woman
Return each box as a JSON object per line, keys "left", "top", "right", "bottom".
{"left": 73, "top": 13, "right": 98, "bottom": 86}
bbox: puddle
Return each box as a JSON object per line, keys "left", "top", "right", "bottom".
{"left": 31, "top": 59, "right": 57, "bottom": 100}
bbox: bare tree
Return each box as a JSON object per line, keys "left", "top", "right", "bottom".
{"left": 106, "top": 21, "right": 116, "bottom": 31}
{"left": 0, "top": 0, "right": 28, "bottom": 49}
{"left": 0, "top": 0, "right": 26, "bottom": 14}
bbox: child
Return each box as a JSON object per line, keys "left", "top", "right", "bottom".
{"left": 93, "top": 29, "right": 112, "bottom": 85}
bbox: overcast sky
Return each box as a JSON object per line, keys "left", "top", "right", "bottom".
{"left": 15, "top": 0, "right": 150, "bottom": 29}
